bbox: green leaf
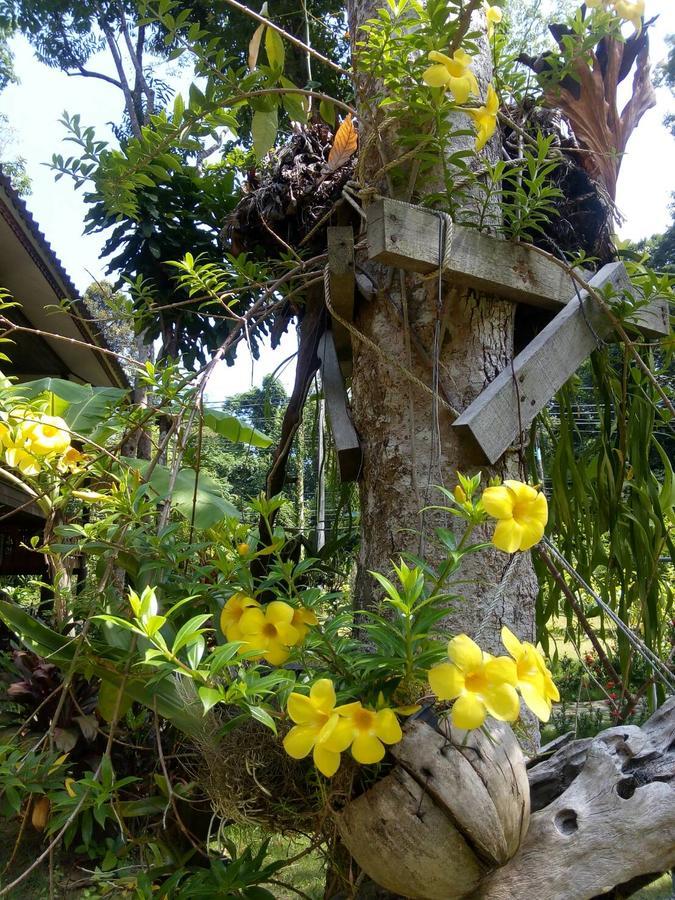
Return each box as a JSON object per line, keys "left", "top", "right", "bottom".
{"left": 198, "top": 686, "right": 223, "bottom": 714}
{"left": 203, "top": 409, "right": 273, "bottom": 448}
{"left": 265, "top": 26, "right": 285, "bottom": 71}
{"left": 0, "top": 599, "right": 201, "bottom": 736}
{"left": 319, "top": 100, "right": 335, "bottom": 127}
{"left": 96, "top": 679, "right": 133, "bottom": 722}
{"left": 124, "top": 458, "right": 240, "bottom": 528}
{"left": 280, "top": 77, "right": 308, "bottom": 124}
{"left": 117, "top": 797, "right": 168, "bottom": 817}
{"left": 252, "top": 107, "right": 278, "bottom": 158}
{"left": 249, "top": 705, "right": 277, "bottom": 733}
{"left": 172, "top": 615, "right": 212, "bottom": 654}
{"left": 8, "top": 377, "right": 92, "bottom": 405}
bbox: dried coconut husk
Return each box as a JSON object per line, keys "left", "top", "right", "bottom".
{"left": 335, "top": 714, "right": 530, "bottom": 900}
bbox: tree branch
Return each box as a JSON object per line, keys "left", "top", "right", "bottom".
{"left": 65, "top": 67, "right": 123, "bottom": 88}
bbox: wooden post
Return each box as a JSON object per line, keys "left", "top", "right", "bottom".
{"left": 327, "top": 226, "right": 356, "bottom": 379}
{"left": 317, "top": 329, "right": 362, "bottom": 483}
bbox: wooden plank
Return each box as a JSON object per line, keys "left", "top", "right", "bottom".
{"left": 327, "top": 226, "right": 355, "bottom": 379}
{"left": 453, "top": 263, "right": 634, "bottom": 464}
{"left": 317, "top": 329, "right": 362, "bottom": 482}
{"left": 0, "top": 480, "right": 45, "bottom": 519}
{"left": 366, "top": 198, "right": 669, "bottom": 340}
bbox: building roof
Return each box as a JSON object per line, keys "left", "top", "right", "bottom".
{"left": 0, "top": 169, "right": 129, "bottom": 388}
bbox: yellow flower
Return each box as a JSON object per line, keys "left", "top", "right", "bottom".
{"left": 501, "top": 626, "right": 559, "bottom": 722}
{"left": 237, "top": 542, "right": 250, "bottom": 556}
{"left": 481, "top": 479, "right": 548, "bottom": 553}
{"left": 613, "top": 0, "right": 644, "bottom": 31}
{"left": 483, "top": 2, "right": 503, "bottom": 37}
{"left": 4, "top": 445, "right": 41, "bottom": 476}
{"left": 72, "top": 489, "right": 110, "bottom": 503}
{"left": 58, "top": 447, "right": 87, "bottom": 472}
{"left": 428, "top": 634, "right": 519, "bottom": 730}
{"left": 64, "top": 778, "right": 77, "bottom": 798}
{"left": 238, "top": 600, "right": 300, "bottom": 665}
{"left": 469, "top": 83, "right": 499, "bottom": 151}
{"left": 338, "top": 702, "right": 403, "bottom": 764}
{"left": 291, "top": 606, "right": 318, "bottom": 642}
{"left": 283, "top": 679, "right": 356, "bottom": 777}
{"left": 18, "top": 415, "right": 71, "bottom": 457}
{"left": 423, "top": 49, "right": 479, "bottom": 104}
{"left": 0, "top": 418, "right": 11, "bottom": 447}
{"left": 219, "top": 592, "right": 261, "bottom": 642}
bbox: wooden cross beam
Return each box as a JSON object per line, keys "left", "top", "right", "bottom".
{"left": 317, "top": 328, "right": 362, "bottom": 482}
{"left": 366, "top": 198, "right": 669, "bottom": 341}
{"left": 327, "top": 226, "right": 355, "bottom": 379}
{"left": 453, "top": 263, "right": 650, "bottom": 463}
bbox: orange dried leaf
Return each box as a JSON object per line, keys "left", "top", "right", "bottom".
{"left": 327, "top": 113, "right": 358, "bottom": 172}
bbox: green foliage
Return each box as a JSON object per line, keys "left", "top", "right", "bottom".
{"left": 0, "top": 744, "right": 68, "bottom": 816}
{"left": 535, "top": 338, "right": 675, "bottom": 694}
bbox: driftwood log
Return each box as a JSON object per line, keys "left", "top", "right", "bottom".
{"left": 335, "top": 699, "right": 675, "bottom": 900}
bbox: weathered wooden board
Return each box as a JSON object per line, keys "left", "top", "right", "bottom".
{"left": 0, "top": 480, "right": 45, "bottom": 519}
{"left": 453, "top": 263, "right": 637, "bottom": 463}
{"left": 366, "top": 198, "right": 669, "bottom": 340}
{"left": 317, "top": 329, "right": 362, "bottom": 482}
{"left": 327, "top": 226, "right": 355, "bottom": 379}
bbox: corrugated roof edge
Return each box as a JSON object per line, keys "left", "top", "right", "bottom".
{"left": 0, "top": 167, "right": 130, "bottom": 389}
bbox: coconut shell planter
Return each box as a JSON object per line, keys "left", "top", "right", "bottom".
{"left": 335, "top": 715, "right": 530, "bottom": 900}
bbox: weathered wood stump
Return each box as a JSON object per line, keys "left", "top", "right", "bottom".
{"left": 336, "top": 717, "right": 530, "bottom": 899}
{"left": 335, "top": 699, "right": 675, "bottom": 900}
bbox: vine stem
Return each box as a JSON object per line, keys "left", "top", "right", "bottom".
{"left": 227, "top": 87, "right": 356, "bottom": 117}
{"left": 200, "top": 0, "right": 351, "bottom": 77}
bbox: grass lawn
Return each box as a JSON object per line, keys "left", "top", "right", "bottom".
{"left": 2, "top": 819, "right": 671, "bottom": 898}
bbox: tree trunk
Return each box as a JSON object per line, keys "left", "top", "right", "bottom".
{"left": 333, "top": 4, "right": 539, "bottom": 897}
{"left": 346, "top": 2, "right": 538, "bottom": 660}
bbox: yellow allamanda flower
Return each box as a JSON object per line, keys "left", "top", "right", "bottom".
{"left": 481, "top": 479, "right": 548, "bottom": 553}
{"left": 428, "top": 634, "right": 520, "bottom": 730}
{"left": 501, "top": 626, "right": 559, "bottom": 722}
{"left": 483, "top": 1, "right": 503, "bottom": 38}
{"left": 57, "top": 447, "right": 87, "bottom": 472}
{"left": 219, "top": 592, "right": 261, "bottom": 642}
{"left": 291, "top": 606, "right": 318, "bottom": 642}
{"left": 4, "top": 444, "right": 41, "bottom": 476}
{"left": 283, "top": 678, "right": 356, "bottom": 777}
{"left": 423, "top": 49, "right": 479, "bottom": 104}
{"left": 18, "top": 415, "right": 71, "bottom": 457}
{"left": 0, "top": 418, "right": 11, "bottom": 447}
{"left": 338, "top": 701, "right": 403, "bottom": 764}
{"left": 613, "top": 0, "right": 644, "bottom": 32}
{"left": 238, "top": 600, "right": 300, "bottom": 665}
{"left": 469, "top": 84, "right": 499, "bottom": 152}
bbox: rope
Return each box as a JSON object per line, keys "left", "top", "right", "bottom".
{"left": 323, "top": 266, "right": 460, "bottom": 419}
{"left": 543, "top": 537, "right": 675, "bottom": 694}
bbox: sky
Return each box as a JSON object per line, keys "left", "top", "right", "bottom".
{"left": 0, "top": 1, "right": 673, "bottom": 400}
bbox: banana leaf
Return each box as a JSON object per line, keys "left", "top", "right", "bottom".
{"left": 0, "top": 600, "right": 201, "bottom": 737}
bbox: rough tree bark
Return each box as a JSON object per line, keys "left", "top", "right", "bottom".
{"left": 346, "top": 2, "right": 538, "bottom": 677}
